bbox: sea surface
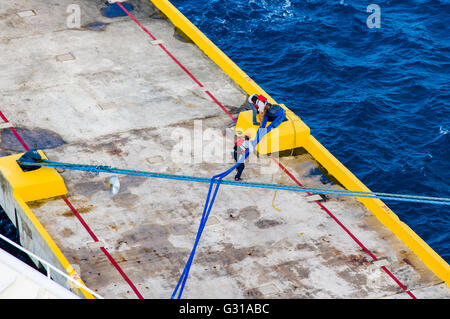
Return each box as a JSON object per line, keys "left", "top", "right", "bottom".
{"left": 171, "top": 0, "right": 449, "bottom": 261}
{"left": 0, "top": 0, "right": 448, "bottom": 266}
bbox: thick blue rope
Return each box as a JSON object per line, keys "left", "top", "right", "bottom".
{"left": 22, "top": 159, "right": 450, "bottom": 204}
{"left": 16, "top": 110, "right": 450, "bottom": 297}
{"left": 171, "top": 111, "right": 287, "bottom": 298}
{"left": 24, "top": 160, "right": 450, "bottom": 205}
{"left": 21, "top": 157, "right": 450, "bottom": 205}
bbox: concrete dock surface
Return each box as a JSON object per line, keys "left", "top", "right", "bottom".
{"left": 1, "top": 0, "right": 449, "bottom": 298}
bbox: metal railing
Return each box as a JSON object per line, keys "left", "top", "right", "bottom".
{"left": 0, "top": 233, "right": 103, "bottom": 299}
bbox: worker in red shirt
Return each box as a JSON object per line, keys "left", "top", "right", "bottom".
{"left": 233, "top": 134, "right": 250, "bottom": 181}
{"left": 248, "top": 94, "right": 269, "bottom": 126}
{"left": 249, "top": 93, "right": 287, "bottom": 127}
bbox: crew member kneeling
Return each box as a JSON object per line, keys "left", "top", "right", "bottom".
{"left": 248, "top": 94, "right": 286, "bottom": 127}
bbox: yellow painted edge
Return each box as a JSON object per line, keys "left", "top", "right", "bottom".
{"left": 150, "top": 0, "right": 276, "bottom": 101}
{"left": 150, "top": 0, "right": 450, "bottom": 286}
{"left": 14, "top": 194, "right": 95, "bottom": 299}
{"left": 0, "top": 151, "right": 94, "bottom": 297}
{"left": 304, "top": 136, "right": 450, "bottom": 285}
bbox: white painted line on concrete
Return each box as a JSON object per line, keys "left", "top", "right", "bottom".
{"left": 370, "top": 259, "right": 390, "bottom": 269}
{"left": 56, "top": 53, "right": 75, "bottom": 62}
{"left": 17, "top": 10, "right": 37, "bottom": 18}
{"left": 306, "top": 194, "right": 322, "bottom": 202}
{"left": 259, "top": 283, "right": 280, "bottom": 296}
{"left": 98, "top": 102, "right": 118, "bottom": 110}
{"left": 0, "top": 122, "right": 14, "bottom": 129}
{"left": 150, "top": 39, "right": 164, "bottom": 45}
{"left": 86, "top": 239, "right": 107, "bottom": 250}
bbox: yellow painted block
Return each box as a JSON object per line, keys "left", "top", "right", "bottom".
{"left": 235, "top": 107, "right": 310, "bottom": 154}
{"left": 0, "top": 151, "right": 67, "bottom": 202}
{"left": 149, "top": 1, "right": 310, "bottom": 154}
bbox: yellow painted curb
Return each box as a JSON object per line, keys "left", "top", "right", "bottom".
{"left": 304, "top": 136, "right": 450, "bottom": 285}
{"left": 0, "top": 151, "right": 94, "bottom": 298}
{"left": 15, "top": 197, "right": 95, "bottom": 299}
{"left": 150, "top": 0, "right": 450, "bottom": 286}
{"left": 151, "top": 0, "right": 275, "bottom": 102}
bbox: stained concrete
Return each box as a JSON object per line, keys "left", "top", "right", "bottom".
{"left": 1, "top": 0, "right": 449, "bottom": 299}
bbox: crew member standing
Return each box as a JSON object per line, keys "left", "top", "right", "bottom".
{"left": 233, "top": 134, "right": 250, "bottom": 181}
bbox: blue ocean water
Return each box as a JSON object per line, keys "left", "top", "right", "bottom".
{"left": 0, "top": 207, "right": 37, "bottom": 267}
{"left": 0, "top": 0, "right": 447, "bottom": 269}
{"left": 171, "top": 0, "right": 450, "bottom": 261}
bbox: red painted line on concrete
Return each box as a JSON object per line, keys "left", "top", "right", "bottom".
{"left": 0, "top": 110, "right": 9, "bottom": 124}
{"left": 61, "top": 195, "right": 99, "bottom": 241}
{"left": 205, "top": 90, "right": 237, "bottom": 122}
{"left": 117, "top": 3, "right": 246, "bottom": 130}
{"left": 271, "top": 156, "right": 416, "bottom": 298}
{"left": 100, "top": 246, "right": 144, "bottom": 299}
{"left": 62, "top": 195, "right": 143, "bottom": 299}
{"left": 117, "top": 2, "right": 204, "bottom": 88}
{"left": 0, "top": 111, "right": 30, "bottom": 151}
{"left": 273, "top": 161, "right": 379, "bottom": 260}
{"left": 119, "top": 4, "right": 417, "bottom": 294}
{"left": 0, "top": 109, "right": 143, "bottom": 299}
{"left": 61, "top": 195, "right": 144, "bottom": 299}
{"left": 382, "top": 266, "right": 417, "bottom": 299}
{"left": 157, "top": 43, "right": 204, "bottom": 88}
{"left": 116, "top": 3, "right": 157, "bottom": 41}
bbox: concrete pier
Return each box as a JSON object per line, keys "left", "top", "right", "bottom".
{"left": 0, "top": 0, "right": 448, "bottom": 298}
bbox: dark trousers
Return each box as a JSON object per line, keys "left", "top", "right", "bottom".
{"left": 233, "top": 145, "right": 245, "bottom": 179}
{"left": 235, "top": 163, "right": 245, "bottom": 179}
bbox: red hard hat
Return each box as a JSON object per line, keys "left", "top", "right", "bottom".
{"left": 256, "top": 95, "right": 267, "bottom": 103}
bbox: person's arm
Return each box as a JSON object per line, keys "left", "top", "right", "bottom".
{"left": 260, "top": 105, "right": 270, "bottom": 126}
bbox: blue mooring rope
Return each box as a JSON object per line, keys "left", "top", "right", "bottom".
{"left": 22, "top": 160, "right": 449, "bottom": 205}
{"left": 16, "top": 111, "right": 450, "bottom": 298}
{"left": 18, "top": 159, "right": 450, "bottom": 205}
{"left": 171, "top": 111, "right": 278, "bottom": 298}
